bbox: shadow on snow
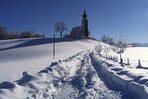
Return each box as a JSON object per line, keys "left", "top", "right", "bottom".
{"left": 0, "top": 38, "right": 78, "bottom": 51}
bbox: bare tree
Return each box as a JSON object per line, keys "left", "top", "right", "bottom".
{"left": 95, "top": 43, "right": 103, "bottom": 55}
{"left": 113, "top": 39, "right": 127, "bottom": 66}
{"left": 101, "top": 34, "right": 114, "bottom": 45}
{"left": 20, "top": 31, "right": 32, "bottom": 38}
{"left": 0, "top": 26, "right": 8, "bottom": 40}
{"left": 104, "top": 46, "right": 110, "bottom": 59}
{"left": 54, "top": 21, "right": 67, "bottom": 39}
{"left": 7, "top": 31, "right": 19, "bottom": 39}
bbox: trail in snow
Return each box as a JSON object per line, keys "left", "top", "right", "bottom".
{"left": 52, "top": 51, "right": 121, "bottom": 99}
{"left": 0, "top": 50, "right": 122, "bottom": 99}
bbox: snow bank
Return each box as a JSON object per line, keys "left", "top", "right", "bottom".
{"left": 128, "top": 82, "right": 148, "bottom": 99}
{"left": 91, "top": 47, "right": 148, "bottom": 99}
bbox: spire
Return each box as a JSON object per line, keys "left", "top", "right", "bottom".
{"left": 83, "top": 9, "right": 87, "bottom": 18}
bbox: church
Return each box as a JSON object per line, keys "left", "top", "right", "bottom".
{"left": 69, "top": 10, "right": 90, "bottom": 38}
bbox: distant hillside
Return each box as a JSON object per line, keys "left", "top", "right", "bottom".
{"left": 131, "top": 43, "right": 148, "bottom": 47}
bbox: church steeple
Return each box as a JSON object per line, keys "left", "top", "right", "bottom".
{"left": 83, "top": 9, "right": 87, "bottom": 18}
{"left": 69, "top": 9, "right": 90, "bottom": 38}
{"left": 82, "top": 9, "right": 89, "bottom": 37}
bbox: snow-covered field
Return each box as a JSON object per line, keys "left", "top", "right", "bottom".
{"left": 0, "top": 38, "right": 98, "bottom": 81}
{"left": 0, "top": 38, "right": 148, "bottom": 99}
{"left": 122, "top": 47, "right": 148, "bottom": 67}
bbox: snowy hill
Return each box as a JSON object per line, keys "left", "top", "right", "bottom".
{"left": 0, "top": 38, "right": 148, "bottom": 99}
{"left": 0, "top": 38, "right": 98, "bottom": 81}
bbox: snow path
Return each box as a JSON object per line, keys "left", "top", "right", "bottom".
{"left": 52, "top": 51, "right": 121, "bottom": 99}
{"left": 0, "top": 50, "right": 122, "bottom": 99}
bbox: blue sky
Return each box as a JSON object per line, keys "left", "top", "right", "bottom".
{"left": 0, "top": 0, "right": 148, "bottom": 43}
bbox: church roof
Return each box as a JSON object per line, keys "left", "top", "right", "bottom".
{"left": 70, "top": 26, "right": 82, "bottom": 34}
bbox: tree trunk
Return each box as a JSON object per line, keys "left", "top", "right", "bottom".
{"left": 60, "top": 32, "right": 62, "bottom": 39}
{"left": 120, "top": 54, "right": 122, "bottom": 63}
{"left": 120, "top": 53, "right": 123, "bottom": 66}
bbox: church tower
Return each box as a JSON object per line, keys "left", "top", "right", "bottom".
{"left": 82, "top": 10, "right": 89, "bottom": 37}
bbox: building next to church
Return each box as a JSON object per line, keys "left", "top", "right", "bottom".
{"left": 69, "top": 10, "right": 90, "bottom": 38}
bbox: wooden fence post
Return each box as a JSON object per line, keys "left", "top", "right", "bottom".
{"left": 53, "top": 33, "right": 55, "bottom": 59}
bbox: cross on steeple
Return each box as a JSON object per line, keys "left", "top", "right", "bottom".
{"left": 83, "top": 9, "right": 87, "bottom": 18}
